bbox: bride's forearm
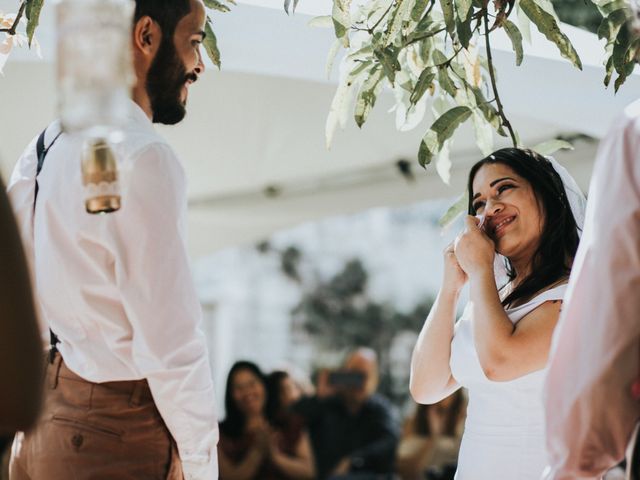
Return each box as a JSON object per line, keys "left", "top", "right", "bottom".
{"left": 410, "top": 287, "right": 460, "bottom": 403}
{"left": 468, "top": 269, "right": 516, "bottom": 378}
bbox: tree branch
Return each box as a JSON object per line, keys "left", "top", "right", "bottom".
{"left": 483, "top": 9, "right": 517, "bottom": 147}
{"left": 424, "top": 0, "right": 436, "bottom": 17}
{"left": 0, "top": 1, "right": 27, "bottom": 36}
{"left": 369, "top": 0, "right": 395, "bottom": 33}
{"left": 402, "top": 26, "right": 447, "bottom": 47}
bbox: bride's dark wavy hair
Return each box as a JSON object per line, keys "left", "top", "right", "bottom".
{"left": 467, "top": 148, "right": 580, "bottom": 308}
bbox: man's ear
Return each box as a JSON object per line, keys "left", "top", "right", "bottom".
{"left": 132, "top": 16, "right": 161, "bottom": 58}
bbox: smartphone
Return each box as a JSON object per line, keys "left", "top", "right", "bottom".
{"left": 328, "top": 370, "right": 366, "bottom": 389}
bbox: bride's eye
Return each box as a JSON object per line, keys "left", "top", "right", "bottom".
{"left": 472, "top": 201, "right": 485, "bottom": 213}
{"left": 497, "top": 184, "right": 514, "bottom": 194}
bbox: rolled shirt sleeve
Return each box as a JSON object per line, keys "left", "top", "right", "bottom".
{"left": 543, "top": 105, "right": 640, "bottom": 479}
{"left": 114, "top": 143, "right": 218, "bottom": 479}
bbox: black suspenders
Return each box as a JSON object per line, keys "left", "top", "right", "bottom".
{"left": 34, "top": 127, "right": 63, "bottom": 363}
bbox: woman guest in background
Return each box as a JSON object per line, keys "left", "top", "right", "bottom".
{"left": 396, "top": 390, "right": 466, "bottom": 480}
{"left": 410, "top": 148, "right": 585, "bottom": 479}
{"left": 218, "top": 361, "right": 315, "bottom": 480}
{"left": 266, "top": 370, "right": 305, "bottom": 417}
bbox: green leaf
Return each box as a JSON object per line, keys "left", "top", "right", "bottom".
{"left": 592, "top": 0, "right": 627, "bottom": 16}
{"left": 333, "top": 0, "right": 352, "bottom": 47}
{"left": 456, "top": 14, "right": 472, "bottom": 49}
{"left": 438, "top": 69, "right": 457, "bottom": 97}
{"left": 350, "top": 59, "right": 374, "bottom": 78}
{"left": 503, "top": 20, "right": 523, "bottom": 66}
{"left": 519, "top": 0, "right": 582, "bottom": 70}
{"left": 374, "top": 46, "right": 401, "bottom": 84}
{"left": 597, "top": 9, "right": 628, "bottom": 43}
{"left": 472, "top": 90, "right": 506, "bottom": 136}
{"left": 26, "top": 0, "right": 44, "bottom": 47}
{"left": 418, "top": 106, "right": 472, "bottom": 166}
{"left": 326, "top": 39, "right": 343, "bottom": 78}
{"left": 410, "top": 68, "right": 436, "bottom": 104}
{"left": 472, "top": 111, "right": 494, "bottom": 156}
{"left": 386, "top": 0, "right": 413, "bottom": 45}
{"left": 204, "top": 0, "right": 231, "bottom": 12}
{"left": 354, "top": 67, "right": 385, "bottom": 127}
{"left": 203, "top": 19, "right": 221, "bottom": 69}
{"left": 454, "top": 0, "right": 472, "bottom": 22}
{"left": 433, "top": 50, "right": 457, "bottom": 97}
{"left": 613, "top": 41, "right": 638, "bottom": 92}
{"left": 440, "top": 0, "right": 455, "bottom": 33}
{"left": 439, "top": 192, "right": 469, "bottom": 227}
{"left": 515, "top": 3, "right": 532, "bottom": 43}
{"left": 326, "top": 73, "right": 359, "bottom": 148}
{"left": 532, "top": 139, "right": 574, "bottom": 155}
{"left": 309, "top": 15, "right": 334, "bottom": 28}
{"left": 604, "top": 55, "right": 615, "bottom": 87}
{"left": 436, "top": 140, "right": 453, "bottom": 184}
{"left": 411, "top": 0, "right": 432, "bottom": 22}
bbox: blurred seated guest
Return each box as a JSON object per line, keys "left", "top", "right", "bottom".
{"left": 396, "top": 391, "right": 466, "bottom": 480}
{"left": 218, "top": 361, "right": 315, "bottom": 480}
{"left": 267, "top": 370, "right": 305, "bottom": 415}
{"left": 294, "top": 348, "right": 400, "bottom": 480}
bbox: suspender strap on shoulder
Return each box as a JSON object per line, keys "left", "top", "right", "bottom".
{"left": 34, "top": 127, "right": 62, "bottom": 206}
{"left": 34, "top": 126, "right": 63, "bottom": 362}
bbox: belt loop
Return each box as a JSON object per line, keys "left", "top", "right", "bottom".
{"left": 49, "top": 354, "right": 63, "bottom": 390}
{"left": 129, "top": 381, "right": 145, "bottom": 407}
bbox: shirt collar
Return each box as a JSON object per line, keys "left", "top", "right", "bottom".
{"left": 127, "top": 98, "right": 156, "bottom": 134}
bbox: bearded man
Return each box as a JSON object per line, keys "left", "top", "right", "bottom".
{"left": 6, "top": 1, "right": 218, "bottom": 478}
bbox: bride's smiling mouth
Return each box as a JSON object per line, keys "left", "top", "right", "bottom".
{"left": 489, "top": 215, "right": 516, "bottom": 238}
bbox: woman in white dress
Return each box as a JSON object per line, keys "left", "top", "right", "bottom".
{"left": 410, "top": 148, "right": 586, "bottom": 479}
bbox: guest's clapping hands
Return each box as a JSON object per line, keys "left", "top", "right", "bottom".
{"left": 247, "top": 416, "right": 271, "bottom": 455}
{"left": 453, "top": 216, "right": 495, "bottom": 279}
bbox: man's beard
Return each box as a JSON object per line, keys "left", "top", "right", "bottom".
{"left": 146, "top": 37, "right": 197, "bottom": 125}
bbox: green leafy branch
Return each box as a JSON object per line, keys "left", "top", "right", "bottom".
{"left": 309, "top": 0, "right": 640, "bottom": 225}
{"left": 1, "top": 0, "right": 43, "bottom": 46}
{"left": 594, "top": 0, "right": 639, "bottom": 92}
{"left": 201, "top": 0, "right": 235, "bottom": 69}
{"left": 319, "top": 0, "right": 592, "bottom": 179}
{"left": 1, "top": 0, "right": 231, "bottom": 69}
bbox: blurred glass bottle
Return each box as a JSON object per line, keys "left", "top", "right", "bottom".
{"left": 55, "top": 0, "right": 135, "bottom": 214}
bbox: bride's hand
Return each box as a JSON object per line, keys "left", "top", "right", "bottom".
{"left": 454, "top": 216, "right": 495, "bottom": 278}
{"left": 442, "top": 241, "right": 468, "bottom": 294}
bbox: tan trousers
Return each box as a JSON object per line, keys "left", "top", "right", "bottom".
{"left": 10, "top": 354, "right": 183, "bottom": 480}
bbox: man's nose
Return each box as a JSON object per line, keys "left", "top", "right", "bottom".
{"left": 195, "top": 48, "right": 205, "bottom": 76}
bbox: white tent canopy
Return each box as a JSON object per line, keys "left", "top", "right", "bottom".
{"left": 1, "top": 0, "right": 637, "bottom": 256}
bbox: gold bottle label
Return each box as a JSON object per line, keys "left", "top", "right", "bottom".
{"left": 81, "top": 138, "right": 121, "bottom": 214}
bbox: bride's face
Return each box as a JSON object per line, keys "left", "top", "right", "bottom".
{"left": 471, "top": 163, "right": 544, "bottom": 261}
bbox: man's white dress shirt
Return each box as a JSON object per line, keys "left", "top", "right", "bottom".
{"left": 8, "top": 101, "right": 219, "bottom": 480}
{"left": 543, "top": 99, "right": 640, "bottom": 479}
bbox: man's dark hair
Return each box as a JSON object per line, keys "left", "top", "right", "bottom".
{"left": 467, "top": 147, "right": 580, "bottom": 308}
{"left": 134, "top": 0, "right": 192, "bottom": 38}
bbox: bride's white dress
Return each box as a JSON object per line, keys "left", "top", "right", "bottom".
{"left": 450, "top": 284, "right": 567, "bottom": 479}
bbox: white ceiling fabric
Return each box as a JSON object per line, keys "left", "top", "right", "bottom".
{"left": 0, "top": 0, "right": 635, "bottom": 256}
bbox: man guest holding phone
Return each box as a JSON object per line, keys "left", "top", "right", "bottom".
{"left": 294, "top": 348, "right": 400, "bottom": 480}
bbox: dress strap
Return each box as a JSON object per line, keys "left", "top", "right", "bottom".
{"left": 506, "top": 283, "right": 568, "bottom": 322}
